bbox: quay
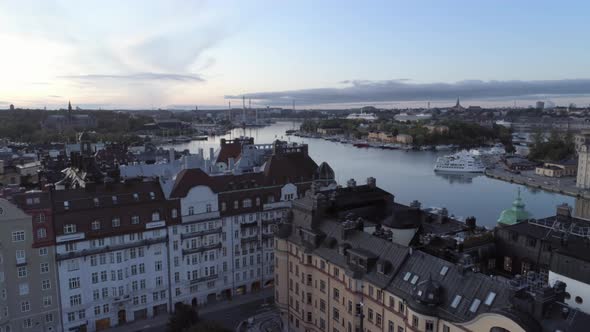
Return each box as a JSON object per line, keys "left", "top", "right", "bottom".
{"left": 485, "top": 167, "right": 590, "bottom": 199}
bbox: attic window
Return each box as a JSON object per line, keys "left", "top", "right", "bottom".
{"left": 112, "top": 196, "right": 118, "bottom": 204}
{"left": 150, "top": 192, "right": 156, "bottom": 200}
{"left": 133, "top": 193, "right": 139, "bottom": 201}
{"left": 484, "top": 292, "right": 496, "bottom": 306}
{"left": 403, "top": 272, "right": 412, "bottom": 281}
{"left": 63, "top": 201, "right": 70, "bottom": 210}
{"left": 410, "top": 275, "right": 419, "bottom": 285}
{"left": 377, "top": 263, "right": 385, "bottom": 274}
{"left": 440, "top": 266, "right": 449, "bottom": 276}
{"left": 93, "top": 198, "right": 100, "bottom": 207}
{"left": 469, "top": 299, "right": 481, "bottom": 313}
{"left": 451, "top": 295, "right": 462, "bottom": 309}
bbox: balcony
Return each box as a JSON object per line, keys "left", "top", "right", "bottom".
{"left": 56, "top": 236, "right": 168, "bottom": 261}
{"left": 241, "top": 235, "right": 259, "bottom": 244}
{"left": 240, "top": 221, "right": 258, "bottom": 228}
{"left": 113, "top": 294, "right": 132, "bottom": 303}
{"left": 183, "top": 211, "right": 220, "bottom": 223}
{"left": 263, "top": 201, "right": 291, "bottom": 211}
{"left": 190, "top": 274, "right": 218, "bottom": 285}
{"left": 181, "top": 227, "right": 222, "bottom": 240}
{"left": 262, "top": 218, "right": 281, "bottom": 225}
{"left": 182, "top": 242, "right": 222, "bottom": 256}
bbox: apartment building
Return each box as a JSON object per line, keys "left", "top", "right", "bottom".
{"left": 167, "top": 141, "right": 333, "bottom": 306}
{"left": 50, "top": 180, "right": 179, "bottom": 332}
{"left": 0, "top": 196, "right": 61, "bottom": 332}
{"left": 274, "top": 181, "right": 587, "bottom": 332}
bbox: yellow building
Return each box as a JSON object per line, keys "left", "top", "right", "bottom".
{"left": 396, "top": 134, "right": 413, "bottom": 145}
{"left": 535, "top": 160, "right": 577, "bottom": 178}
{"left": 274, "top": 182, "right": 575, "bottom": 332}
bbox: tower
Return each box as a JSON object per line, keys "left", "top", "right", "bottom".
{"left": 68, "top": 101, "right": 72, "bottom": 112}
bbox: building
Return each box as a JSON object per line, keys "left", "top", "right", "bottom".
{"left": 577, "top": 134, "right": 590, "bottom": 188}
{"left": 43, "top": 102, "right": 97, "bottom": 131}
{"left": 504, "top": 156, "right": 537, "bottom": 171}
{"left": 424, "top": 125, "right": 449, "bottom": 135}
{"left": 0, "top": 196, "right": 61, "bottom": 332}
{"left": 535, "top": 160, "right": 577, "bottom": 178}
{"left": 395, "top": 134, "right": 413, "bottom": 145}
{"left": 317, "top": 127, "right": 343, "bottom": 136}
{"left": 166, "top": 141, "right": 331, "bottom": 307}
{"left": 497, "top": 189, "right": 532, "bottom": 226}
{"left": 274, "top": 181, "right": 585, "bottom": 332}
{"left": 50, "top": 180, "right": 178, "bottom": 332}
{"left": 0, "top": 160, "right": 21, "bottom": 187}
{"left": 495, "top": 203, "right": 590, "bottom": 314}
{"left": 536, "top": 101, "right": 545, "bottom": 110}
{"left": 367, "top": 132, "right": 396, "bottom": 143}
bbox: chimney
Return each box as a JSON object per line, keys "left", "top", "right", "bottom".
{"left": 556, "top": 203, "right": 572, "bottom": 218}
{"left": 366, "top": 177, "right": 376, "bottom": 188}
{"left": 0, "top": 160, "right": 4, "bottom": 174}
{"left": 209, "top": 148, "right": 214, "bottom": 161}
{"left": 347, "top": 179, "right": 356, "bottom": 188}
{"left": 169, "top": 148, "right": 175, "bottom": 162}
{"left": 228, "top": 158, "right": 235, "bottom": 170}
{"left": 198, "top": 148, "right": 204, "bottom": 158}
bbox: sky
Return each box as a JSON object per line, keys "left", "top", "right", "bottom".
{"left": 1, "top": 0, "right": 590, "bottom": 109}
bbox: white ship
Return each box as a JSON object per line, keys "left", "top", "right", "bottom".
{"left": 434, "top": 151, "right": 486, "bottom": 173}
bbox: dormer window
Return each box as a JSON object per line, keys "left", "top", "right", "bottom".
{"left": 112, "top": 196, "right": 118, "bottom": 204}
{"left": 133, "top": 193, "right": 139, "bottom": 201}
{"left": 63, "top": 201, "right": 69, "bottom": 210}
{"left": 92, "top": 220, "right": 101, "bottom": 231}
{"left": 149, "top": 192, "right": 155, "bottom": 200}
{"left": 93, "top": 198, "right": 100, "bottom": 207}
{"left": 152, "top": 211, "right": 161, "bottom": 222}
{"left": 171, "top": 209, "right": 178, "bottom": 218}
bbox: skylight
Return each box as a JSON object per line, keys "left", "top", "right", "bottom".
{"left": 469, "top": 299, "right": 481, "bottom": 313}
{"left": 440, "top": 266, "right": 449, "bottom": 276}
{"left": 410, "top": 275, "right": 419, "bottom": 285}
{"left": 451, "top": 295, "right": 462, "bottom": 308}
{"left": 403, "top": 272, "right": 412, "bottom": 281}
{"left": 484, "top": 292, "right": 496, "bottom": 306}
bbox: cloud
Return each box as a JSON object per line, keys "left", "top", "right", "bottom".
{"left": 226, "top": 79, "right": 590, "bottom": 106}
{"left": 60, "top": 72, "right": 204, "bottom": 82}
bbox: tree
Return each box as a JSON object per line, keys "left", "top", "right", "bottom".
{"left": 166, "top": 304, "right": 200, "bottom": 332}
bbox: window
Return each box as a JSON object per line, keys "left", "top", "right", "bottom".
{"left": 131, "top": 215, "right": 140, "bottom": 224}
{"left": 17, "top": 266, "right": 27, "bottom": 278}
{"left": 368, "top": 308, "right": 373, "bottom": 322}
{"left": 69, "top": 277, "right": 80, "bottom": 289}
{"left": 440, "top": 266, "right": 449, "bottom": 276}
{"left": 388, "top": 321, "right": 394, "bottom": 332}
{"left": 172, "top": 209, "right": 178, "bottom": 218}
{"left": 425, "top": 320, "right": 434, "bottom": 332}
{"left": 92, "top": 220, "right": 101, "bottom": 230}
{"left": 443, "top": 325, "right": 450, "bottom": 332}
{"left": 94, "top": 197, "right": 100, "bottom": 207}
{"left": 37, "top": 228, "right": 47, "bottom": 239}
{"left": 188, "top": 207, "right": 194, "bottom": 215}
{"left": 451, "top": 295, "right": 462, "bottom": 308}
{"left": 469, "top": 299, "right": 481, "bottom": 313}
{"left": 112, "top": 196, "right": 118, "bottom": 204}
{"left": 149, "top": 192, "right": 156, "bottom": 200}
{"left": 23, "top": 318, "right": 32, "bottom": 328}
{"left": 412, "top": 315, "right": 418, "bottom": 327}
{"left": 12, "top": 231, "right": 25, "bottom": 242}
{"left": 46, "top": 313, "right": 54, "bottom": 323}
{"left": 39, "top": 247, "right": 48, "bottom": 256}
{"left": 64, "top": 224, "right": 76, "bottom": 234}
{"left": 133, "top": 193, "right": 139, "bottom": 201}
{"left": 41, "top": 279, "right": 51, "bottom": 290}
{"left": 320, "top": 299, "right": 326, "bottom": 312}
{"left": 206, "top": 203, "right": 212, "bottom": 212}
{"left": 70, "top": 294, "right": 82, "bottom": 307}
{"left": 112, "top": 217, "right": 121, "bottom": 228}
{"left": 43, "top": 296, "right": 52, "bottom": 306}
{"left": 19, "top": 283, "right": 29, "bottom": 295}
{"left": 152, "top": 211, "right": 160, "bottom": 221}
{"left": 40, "top": 263, "right": 49, "bottom": 273}
{"left": 576, "top": 296, "right": 584, "bottom": 304}
{"left": 333, "top": 288, "right": 339, "bottom": 301}
{"left": 243, "top": 199, "right": 252, "bottom": 208}
{"left": 155, "top": 261, "right": 162, "bottom": 271}
{"left": 37, "top": 213, "right": 46, "bottom": 222}
{"left": 221, "top": 202, "right": 226, "bottom": 211}
{"left": 21, "top": 301, "right": 31, "bottom": 312}
{"left": 333, "top": 307, "right": 340, "bottom": 322}
{"left": 64, "top": 201, "right": 70, "bottom": 210}
{"left": 503, "top": 256, "right": 512, "bottom": 272}
{"left": 376, "top": 313, "right": 382, "bottom": 327}
{"left": 67, "top": 312, "right": 75, "bottom": 322}
{"left": 484, "top": 292, "right": 496, "bottom": 306}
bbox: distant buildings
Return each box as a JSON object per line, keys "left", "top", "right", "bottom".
{"left": 576, "top": 133, "right": 590, "bottom": 189}
{"left": 535, "top": 160, "right": 577, "bottom": 178}
{"left": 497, "top": 189, "right": 532, "bottom": 226}
{"left": 43, "top": 102, "right": 97, "bottom": 131}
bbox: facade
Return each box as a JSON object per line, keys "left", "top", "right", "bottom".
{"left": 0, "top": 197, "right": 61, "bottom": 332}
{"left": 317, "top": 128, "right": 343, "bottom": 136}
{"left": 50, "top": 180, "right": 178, "bottom": 332}
{"left": 167, "top": 142, "right": 331, "bottom": 307}
{"left": 274, "top": 182, "right": 581, "bottom": 332}
{"left": 577, "top": 136, "right": 590, "bottom": 188}
{"left": 367, "top": 132, "right": 396, "bottom": 143}
{"left": 395, "top": 134, "right": 413, "bottom": 145}
{"left": 424, "top": 125, "right": 449, "bottom": 135}
{"left": 535, "top": 160, "right": 577, "bottom": 178}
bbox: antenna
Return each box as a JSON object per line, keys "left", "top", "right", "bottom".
{"left": 292, "top": 100, "right": 295, "bottom": 112}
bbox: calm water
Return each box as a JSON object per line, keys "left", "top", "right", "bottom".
{"left": 167, "top": 121, "right": 575, "bottom": 228}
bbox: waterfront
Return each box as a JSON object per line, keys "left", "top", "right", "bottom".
{"left": 167, "top": 121, "right": 575, "bottom": 228}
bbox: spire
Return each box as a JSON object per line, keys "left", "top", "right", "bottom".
{"left": 455, "top": 97, "right": 460, "bottom": 108}
{"left": 68, "top": 100, "right": 72, "bottom": 112}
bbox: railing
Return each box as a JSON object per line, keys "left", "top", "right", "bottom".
{"left": 182, "top": 243, "right": 222, "bottom": 256}
{"left": 56, "top": 236, "right": 168, "bottom": 261}
{"left": 183, "top": 211, "right": 220, "bottom": 223}
{"left": 241, "top": 235, "right": 259, "bottom": 244}
{"left": 190, "top": 274, "right": 219, "bottom": 284}
{"left": 181, "top": 227, "right": 222, "bottom": 240}
{"left": 263, "top": 201, "right": 291, "bottom": 211}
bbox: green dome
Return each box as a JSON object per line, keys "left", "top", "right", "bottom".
{"left": 498, "top": 188, "right": 531, "bottom": 226}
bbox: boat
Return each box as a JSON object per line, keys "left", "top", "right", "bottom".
{"left": 192, "top": 135, "right": 208, "bottom": 141}
{"left": 434, "top": 150, "right": 486, "bottom": 173}
{"left": 353, "top": 141, "right": 370, "bottom": 148}
{"left": 435, "top": 144, "right": 456, "bottom": 151}
{"left": 285, "top": 129, "right": 296, "bottom": 135}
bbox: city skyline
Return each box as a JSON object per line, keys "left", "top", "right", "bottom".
{"left": 2, "top": 0, "right": 590, "bottom": 109}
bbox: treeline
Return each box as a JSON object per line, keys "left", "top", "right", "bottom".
{"left": 0, "top": 109, "right": 151, "bottom": 144}
{"left": 528, "top": 131, "right": 575, "bottom": 162}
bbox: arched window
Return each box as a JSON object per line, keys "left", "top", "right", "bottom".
{"left": 37, "top": 228, "right": 47, "bottom": 239}
{"left": 152, "top": 211, "right": 161, "bottom": 221}
{"left": 188, "top": 207, "right": 194, "bottom": 216}
{"left": 92, "top": 220, "right": 101, "bottom": 231}
{"left": 171, "top": 209, "right": 178, "bottom": 218}
{"left": 576, "top": 296, "right": 583, "bottom": 304}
